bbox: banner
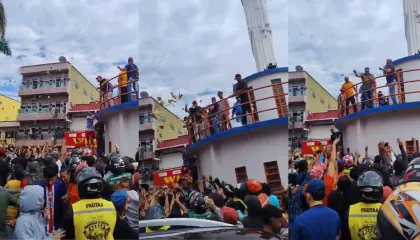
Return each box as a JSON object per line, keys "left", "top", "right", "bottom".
{"left": 301, "top": 139, "right": 331, "bottom": 155}
{"left": 153, "top": 166, "right": 186, "bottom": 187}
{"left": 64, "top": 131, "right": 97, "bottom": 150}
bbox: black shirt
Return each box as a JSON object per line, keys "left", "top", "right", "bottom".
{"left": 189, "top": 106, "right": 202, "bottom": 122}
{"left": 209, "top": 102, "right": 220, "bottom": 118}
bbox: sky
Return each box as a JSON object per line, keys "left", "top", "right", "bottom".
{"left": 0, "top": 0, "right": 139, "bottom": 100}
{"left": 0, "top": 0, "right": 287, "bottom": 118}
{"left": 289, "top": 0, "right": 407, "bottom": 98}
{"left": 139, "top": 0, "right": 287, "bottom": 116}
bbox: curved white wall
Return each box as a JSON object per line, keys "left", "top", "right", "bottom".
{"left": 247, "top": 71, "right": 288, "bottom": 122}
{"left": 339, "top": 108, "right": 420, "bottom": 156}
{"left": 195, "top": 122, "right": 288, "bottom": 187}
{"left": 394, "top": 58, "right": 420, "bottom": 103}
{"left": 102, "top": 107, "right": 139, "bottom": 158}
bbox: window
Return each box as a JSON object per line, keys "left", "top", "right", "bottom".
{"left": 170, "top": 123, "right": 175, "bottom": 131}
{"left": 320, "top": 97, "right": 325, "bottom": 104}
{"left": 288, "top": 84, "right": 306, "bottom": 96}
{"left": 235, "top": 167, "right": 248, "bottom": 183}
{"left": 290, "top": 109, "right": 305, "bottom": 122}
{"left": 83, "top": 88, "right": 87, "bottom": 96}
{"left": 311, "top": 89, "right": 316, "bottom": 98}
{"left": 32, "top": 79, "right": 38, "bottom": 89}
{"left": 139, "top": 138, "right": 154, "bottom": 152}
{"left": 139, "top": 112, "right": 153, "bottom": 124}
{"left": 405, "top": 139, "right": 419, "bottom": 154}
{"left": 264, "top": 161, "right": 282, "bottom": 193}
{"left": 74, "top": 80, "right": 79, "bottom": 89}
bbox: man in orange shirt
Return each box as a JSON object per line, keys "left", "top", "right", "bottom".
{"left": 340, "top": 76, "right": 358, "bottom": 115}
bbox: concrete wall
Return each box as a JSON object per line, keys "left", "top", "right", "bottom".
{"left": 0, "top": 95, "right": 20, "bottom": 121}
{"left": 247, "top": 71, "right": 288, "bottom": 121}
{"left": 69, "top": 66, "right": 99, "bottom": 105}
{"left": 338, "top": 107, "right": 420, "bottom": 155}
{"left": 307, "top": 124, "right": 335, "bottom": 140}
{"left": 159, "top": 152, "right": 183, "bottom": 169}
{"left": 195, "top": 123, "right": 288, "bottom": 186}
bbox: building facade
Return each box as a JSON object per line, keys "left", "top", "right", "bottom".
{"left": 16, "top": 61, "right": 99, "bottom": 146}
{"left": 0, "top": 95, "right": 20, "bottom": 122}
{"left": 138, "top": 97, "right": 187, "bottom": 166}
{"left": 0, "top": 121, "right": 19, "bottom": 146}
{"left": 288, "top": 70, "right": 337, "bottom": 149}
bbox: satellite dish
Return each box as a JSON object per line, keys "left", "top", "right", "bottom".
{"left": 59, "top": 56, "right": 67, "bottom": 63}
{"left": 140, "top": 91, "right": 149, "bottom": 98}
{"left": 295, "top": 65, "right": 304, "bottom": 71}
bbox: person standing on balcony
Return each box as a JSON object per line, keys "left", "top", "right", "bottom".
{"left": 118, "top": 69, "right": 129, "bottom": 103}
{"left": 380, "top": 59, "right": 398, "bottom": 105}
{"left": 340, "top": 76, "right": 358, "bottom": 115}
{"left": 353, "top": 68, "right": 375, "bottom": 109}
{"left": 217, "top": 91, "right": 231, "bottom": 131}
{"left": 232, "top": 74, "right": 251, "bottom": 125}
{"left": 208, "top": 97, "right": 221, "bottom": 135}
{"left": 118, "top": 57, "right": 139, "bottom": 100}
{"left": 96, "top": 76, "right": 113, "bottom": 108}
{"left": 185, "top": 101, "right": 204, "bottom": 141}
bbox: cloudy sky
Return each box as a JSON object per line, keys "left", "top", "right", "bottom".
{"left": 289, "top": 0, "right": 407, "bottom": 98}
{"left": 0, "top": 0, "right": 138, "bottom": 99}
{"left": 139, "top": 0, "right": 287, "bottom": 116}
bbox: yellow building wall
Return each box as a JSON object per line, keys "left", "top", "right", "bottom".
{"left": 152, "top": 99, "right": 187, "bottom": 143}
{"left": 0, "top": 95, "right": 20, "bottom": 121}
{"left": 306, "top": 73, "right": 338, "bottom": 113}
{"left": 69, "top": 66, "right": 99, "bottom": 105}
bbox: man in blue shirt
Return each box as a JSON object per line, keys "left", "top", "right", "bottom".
{"left": 380, "top": 59, "right": 398, "bottom": 105}
{"left": 291, "top": 179, "right": 341, "bottom": 240}
{"left": 118, "top": 57, "right": 139, "bottom": 100}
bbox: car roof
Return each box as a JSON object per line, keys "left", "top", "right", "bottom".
{"left": 138, "top": 218, "right": 233, "bottom": 228}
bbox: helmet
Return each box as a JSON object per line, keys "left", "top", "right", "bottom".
{"left": 357, "top": 170, "right": 383, "bottom": 203}
{"left": 343, "top": 154, "right": 354, "bottom": 168}
{"left": 191, "top": 193, "right": 206, "bottom": 212}
{"left": 246, "top": 179, "right": 262, "bottom": 195}
{"left": 222, "top": 184, "right": 235, "bottom": 198}
{"left": 146, "top": 205, "right": 165, "bottom": 220}
{"left": 69, "top": 155, "right": 81, "bottom": 170}
{"left": 76, "top": 167, "right": 103, "bottom": 198}
{"left": 404, "top": 157, "right": 420, "bottom": 184}
{"left": 108, "top": 152, "right": 125, "bottom": 175}
{"left": 362, "top": 157, "right": 374, "bottom": 166}
{"left": 235, "top": 181, "right": 248, "bottom": 199}
{"left": 377, "top": 182, "right": 420, "bottom": 240}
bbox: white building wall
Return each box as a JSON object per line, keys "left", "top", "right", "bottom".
{"left": 196, "top": 123, "right": 288, "bottom": 187}
{"left": 159, "top": 152, "right": 183, "bottom": 169}
{"left": 69, "top": 116, "right": 92, "bottom": 131}
{"left": 403, "top": 0, "right": 420, "bottom": 55}
{"left": 104, "top": 108, "right": 139, "bottom": 158}
{"left": 247, "top": 71, "right": 288, "bottom": 121}
{"left": 340, "top": 109, "right": 420, "bottom": 156}
{"left": 242, "top": 0, "right": 277, "bottom": 71}
{"left": 307, "top": 124, "right": 335, "bottom": 140}
{"left": 394, "top": 59, "right": 420, "bottom": 103}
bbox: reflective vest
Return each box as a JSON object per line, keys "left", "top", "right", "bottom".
{"left": 73, "top": 198, "right": 117, "bottom": 240}
{"left": 348, "top": 201, "right": 381, "bottom": 240}
{"left": 146, "top": 225, "right": 171, "bottom": 233}
{"left": 344, "top": 167, "right": 352, "bottom": 176}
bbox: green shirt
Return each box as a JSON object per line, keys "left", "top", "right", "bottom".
{"left": 188, "top": 210, "right": 212, "bottom": 219}
{"left": 0, "top": 191, "right": 18, "bottom": 239}
{"left": 106, "top": 172, "right": 132, "bottom": 191}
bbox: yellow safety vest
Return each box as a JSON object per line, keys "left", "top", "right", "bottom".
{"left": 344, "top": 167, "right": 352, "bottom": 176}
{"left": 146, "top": 225, "right": 171, "bottom": 233}
{"left": 73, "top": 198, "right": 117, "bottom": 240}
{"left": 348, "top": 201, "right": 381, "bottom": 240}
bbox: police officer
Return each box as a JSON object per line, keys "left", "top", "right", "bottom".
{"left": 60, "top": 167, "right": 117, "bottom": 239}
{"left": 105, "top": 152, "right": 132, "bottom": 191}
{"left": 348, "top": 170, "right": 383, "bottom": 240}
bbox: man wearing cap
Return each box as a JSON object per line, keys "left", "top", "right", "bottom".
{"left": 96, "top": 76, "right": 113, "bottom": 108}
{"left": 118, "top": 57, "right": 139, "bottom": 100}
{"left": 233, "top": 74, "right": 251, "bottom": 125}
{"left": 290, "top": 179, "right": 340, "bottom": 240}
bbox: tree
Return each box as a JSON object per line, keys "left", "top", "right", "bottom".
{"left": 0, "top": 2, "right": 12, "bottom": 56}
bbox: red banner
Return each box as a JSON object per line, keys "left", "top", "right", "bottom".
{"left": 301, "top": 139, "right": 331, "bottom": 155}
{"left": 64, "top": 131, "right": 97, "bottom": 149}
{"left": 153, "top": 166, "right": 186, "bottom": 187}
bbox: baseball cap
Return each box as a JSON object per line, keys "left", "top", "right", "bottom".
{"left": 221, "top": 206, "right": 238, "bottom": 224}
{"left": 111, "top": 190, "right": 128, "bottom": 210}
{"left": 303, "top": 179, "right": 326, "bottom": 195}
{"left": 0, "top": 147, "right": 5, "bottom": 157}
{"left": 247, "top": 179, "right": 262, "bottom": 194}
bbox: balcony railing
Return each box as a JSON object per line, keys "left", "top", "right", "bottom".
{"left": 187, "top": 82, "right": 288, "bottom": 144}
{"left": 338, "top": 68, "right": 420, "bottom": 117}
{"left": 19, "top": 81, "right": 69, "bottom": 96}
{"left": 100, "top": 68, "right": 139, "bottom": 110}
{"left": 17, "top": 108, "right": 67, "bottom": 121}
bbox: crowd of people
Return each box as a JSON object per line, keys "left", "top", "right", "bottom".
{"left": 138, "top": 172, "right": 288, "bottom": 239}
{"left": 339, "top": 59, "right": 400, "bottom": 116}
{"left": 185, "top": 73, "right": 255, "bottom": 143}
{"left": 289, "top": 135, "right": 420, "bottom": 240}
{"left": 0, "top": 143, "right": 139, "bottom": 239}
